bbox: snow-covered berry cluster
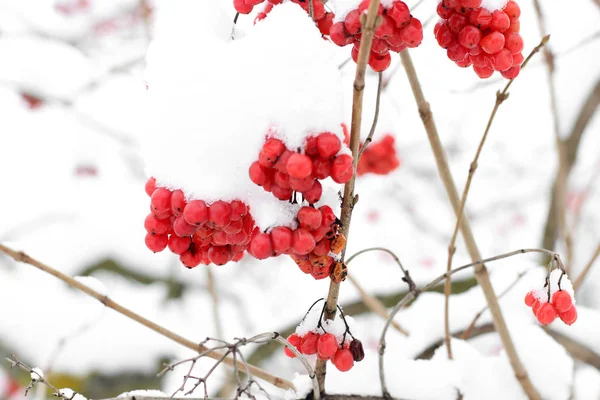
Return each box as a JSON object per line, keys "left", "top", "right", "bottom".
{"left": 284, "top": 300, "right": 364, "bottom": 372}
{"left": 357, "top": 134, "right": 400, "bottom": 176}
{"left": 434, "top": 0, "right": 524, "bottom": 79}
{"left": 524, "top": 269, "right": 578, "bottom": 326}
{"left": 330, "top": 0, "right": 423, "bottom": 72}
{"left": 144, "top": 178, "right": 254, "bottom": 267}
{"left": 245, "top": 0, "right": 335, "bottom": 35}
{"left": 249, "top": 135, "right": 353, "bottom": 204}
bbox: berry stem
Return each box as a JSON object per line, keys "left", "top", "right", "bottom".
{"left": 357, "top": 72, "right": 383, "bottom": 160}
{"left": 399, "top": 48, "right": 545, "bottom": 400}
{"left": 315, "top": 0, "right": 382, "bottom": 393}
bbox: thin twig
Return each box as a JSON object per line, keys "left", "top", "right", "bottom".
{"left": 315, "top": 0, "right": 382, "bottom": 391}
{"left": 0, "top": 244, "right": 293, "bottom": 391}
{"left": 573, "top": 241, "right": 600, "bottom": 291}
{"left": 206, "top": 267, "right": 224, "bottom": 339}
{"left": 378, "top": 248, "right": 560, "bottom": 398}
{"left": 399, "top": 48, "right": 541, "bottom": 400}
{"left": 6, "top": 355, "right": 73, "bottom": 399}
{"left": 442, "top": 35, "right": 549, "bottom": 359}
{"left": 358, "top": 72, "right": 383, "bottom": 159}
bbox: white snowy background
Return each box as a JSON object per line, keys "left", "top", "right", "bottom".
{"left": 0, "top": 0, "right": 599, "bottom": 399}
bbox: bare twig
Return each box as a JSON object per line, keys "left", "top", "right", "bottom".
{"left": 0, "top": 244, "right": 293, "bottom": 391}
{"left": 358, "top": 72, "right": 383, "bottom": 159}
{"left": 315, "top": 0, "right": 382, "bottom": 391}
{"left": 442, "top": 36, "right": 549, "bottom": 359}
{"left": 6, "top": 355, "right": 75, "bottom": 400}
{"left": 378, "top": 248, "right": 560, "bottom": 398}
{"left": 399, "top": 48, "right": 541, "bottom": 400}
{"left": 206, "top": 267, "right": 224, "bottom": 339}
{"left": 573, "top": 241, "right": 600, "bottom": 291}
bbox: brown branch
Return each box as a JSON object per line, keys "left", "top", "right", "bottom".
{"left": 573, "top": 241, "right": 600, "bottom": 291}
{"left": 399, "top": 49, "right": 541, "bottom": 400}
{"left": 443, "top": 36, "right": 549, "bottom": 359}
{"left": 315, "top": 0, "right": 382, "bottom": 392}
{"left": 206, "top": 267, "right": 224, "bottom": 339}
{"left": 358, "top": 72, "right": 383, "bottom": 159}
{"left": 378, "top": 248, "right": 560, "bottom": 398}
{"left": 0, "top": 244, "right": 293, "bottom": 391}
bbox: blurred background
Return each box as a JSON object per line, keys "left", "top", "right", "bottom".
{"left": 0, "top": 0, "right": 599, "bottom": 399}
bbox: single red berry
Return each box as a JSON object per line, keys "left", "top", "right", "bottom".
{"left": 507, "top": 20, "right": 520, "bottom": 33}
{"left": 208, "top": 201, "right": 232, "bottom": 228}
{"left": 331, "top": 154, "right": 354, "bottom": 183}
{"left": 436, "top": 2, "right": 454, "bottom": 19}
{"left": 183, "top": 200, "right": 208, "bottom": 226}
{"left": 330, "top": 22, "right": 353, "bottom": 46}
{"left": 151, "top": 188, "right": 173, "bottom": 218}
{"left": 480, "top": 31, "right": 505, "bottom": 54}
{"left": 311, "top": 0, "right": 326, "bottom": 20}
{"left": 173, "top": 215, "right": 197, "bottom": 237}
{"left": 316, "top": 133, "right": 342, "bottom": 159}
{"left": 249, "top": 161, "right": 269, "bottom": 186}
{"left": 312, "top": 158, "right": 331, "bottom": 179}
{"left": 289, "top": 176, "right": 315, "bottom": 192}
{"left": 455, "top": 57, "right": 472, "bottom": 67}
{"left": 473, "top": 65, "right": 494, "bottom": 78}
{"left": 447, "top": 43, "right": 469, "bottom": 62}
{"left": 272, "top": 184, "right": 293, "bottom": 201}
{"left": 317, "top": 333, "right": 338, "bottom": 359}
{"left": 226, "top": 229, "right": 249, "bottom": 246}
{"left": 536, "top": 302, "right": 557, "bottom": 325}
{"left": 303, "top": 180, "right": 323, "bottom": 204}
{"left": 389, "top": 1, "right": 412, "bottom": 27}
{"left": 443, "top": 0, "right": 461, "bottom": 8}
{"left": 500, "top": 65, "right": 520, "bottom": 79}
{"left": 493, "top": 48, "right": 513, "bottom": 71}
{"left": 145, "top": 177, "right": 157, "bottom": 197}
{"left": 375, "top": 14, "right": 395, "bottom": 39}
{"left": 274, "top": 171, "right": 291, "bottom": 189}
{"left": 292, "top": 228, "right": 316, "bottom": 255}
{"left": 400, "top": 18, "right": 423, "bottom": 48}
{"left": 223, "top": 219, "right": 242, "bottom": 235}
{"left": 170, "top": 190, "right": 186, "bottom": 217}
{"left": 504, "top": 32, "right": 523, "bottom": 55}
{"left": 298, "top": 207, "right": 323, "bottom": 230}
{"left": 274, "top": 149, "right": 292, "bottom": 173}
{"left": 512, "top": 52, "right": 524, "bottom": 65}
{"left": 435, "top": 22, "right": 454, "bottom": 49}
{"left": 524, "top": 291, "right": 536, "bottom": 307}
{"left": 369, "top": 52, "right": 392, "bottom": 72}
{"left": 300, "top": 332, "right": 319, "bottom": 355}
{"left": 145, "top": 232, "right": 168, "bottom": 253}
{"left": 233, "top": 0, "right": 253, "bottom": 14}
{"left": 311, "top": 225, "right": 330, "bottom": 242}
{"left": 249, "top": 232, "right": 274, "bottom": 259}
{"left": 468, "top": 8, "right": 491, "bottom": 29}
{"left": 286, "top": 153, "right": 313, "bottom": 179}
{"left": 318, "top": 12, "right": 335, "bottom": 35}
{"left": 502, "top": 1, "right": 520, "bottom": 21}
{"left": 208, "top": 246, "right": 231, "bottom": 266}
{"left": 319, "top": 205, "right": 337, "bottom": 227}
{"left": 144, "top": 214, "right": 171, "bottom": 235}
{"left": 270, "top": 226, "right": 293, "bottom": 254}
{"left": 448, "top": 13, "right": 467, "bottom": 34}
{"left": 344, "top": 9, "right": 362, "bottom": 35}
{"left": 230, "top": 200, "right": 247, "bottom": 221}
{"left": 284, "top": 334, "right": 302, "bottom": 358}
{"left": 313, "top": 239, "right": 331, "bottom": 256}
{"left": 491, "top": 10, "right": 510, "bottom": 32}
{"left": 460, "top": 0, "right": 481, "bottom": 8}
{"left": 332, "top": 348, "right": 354, "bottom": 372}
{"left": 458, "top": 25, "right": 482, "bottom": 49}
{"left": 559, "top": 306, "right": 578, "bottom": 326}
{"left": 180, "top": 248, "right": 202, "bottom": 268}
{"left": 168, "top": 235, "right": 191, "bottom": 255}
{"left": 259, "top": 138, "right": 286, "bottom": 167}
{"left": 551, "top": 290, "right": 573, "bottom": 313}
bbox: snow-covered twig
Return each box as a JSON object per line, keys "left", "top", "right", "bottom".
{"left": 316, "top": 0, "right": 382, "bottom": 391}
{"left": 378, "top": 248, "right": 559, "bottom": 399}
{"left": 443, "top": 35, "right": 549, "bottom": 359}
{"left": 357, "top": 72, "right": 383, "bottom": 159}
{"left": 399, "top": 47, "right": 542, "bottom": 400}
{"left": 573, "top": 241, "right": 600, "bottom": 291}
{"left": 0, "top": 244, "right": 293, "bottom": 391}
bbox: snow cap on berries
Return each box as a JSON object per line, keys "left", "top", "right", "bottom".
{"left": 480, "top": 0, "right": 510, "bottom": 12}
{"left": 295, "top": 302, "right": 355, "bottom": 345}
{"left": 532, "top": 269, "right": 576, "bottom": 304}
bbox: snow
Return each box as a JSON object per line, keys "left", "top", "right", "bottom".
{"left": 59, "top": 388, "right": 87, "bottom": 400}
{"left": 118, "top": 389, "right": 168, "bottom": 397}
{"left": 295, "top": 301, "right": 355, "bottom": 345}
{"left": 74, "top": 276, "right": 109, "bottom": 296}
{"left": 481, "top": 0, "right": 510, "bottom": 12}
{"left": 287, "top": 373, "right": 313, "bottom": 400}
{"left": 531, "top": 268, "right": 576, "bottom": 304}
{"left": 30, "top": 367, "right": 44, "bottom": 381}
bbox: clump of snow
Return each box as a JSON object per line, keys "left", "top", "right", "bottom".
{"left": 74, "top": 276, "right": 108, "bottom": 297}
{"left": 329, "top": 0, "right": 361, "bottom": 22}
{"left": 118, "top": 390, "right": 168, "bottom": 398}
{"left": 59, "top": 388, "right": 87, "bottom": 400}
{"left": 143, "top": 1, "right": 346, "bottom": 229}
{"left": 531, "top": 268, "right": 576, "bottom": 304}
{"left": 295, "top": 302, "right": 355, "bottom": 345}
{"left": 284, "top": 373, "right": 313, "bottom": 400}
{"left": 30, "top": 367, "right": 44, "bottom": 381}
{"left": 481, "top": 0, "right": 510, "bottom": 11}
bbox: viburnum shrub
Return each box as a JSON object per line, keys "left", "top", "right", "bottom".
{"left": 329, "top": 0, "right": 423, "bottom": 72}
{"left": 284, "top": 299, "right": 364, "bottom": 372}
{"left": 524, "top": 268, "right": 578, "bottom": 326}
{"left": 434, "top": 0, "right": 524, "bottom": 79}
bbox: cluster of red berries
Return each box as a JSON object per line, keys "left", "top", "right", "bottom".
{"left": 243, "top": 0, "right": 335, "bottom": 36}
{"left": 248, "top": 205, "right": 348, "bottom": 281}
{"left": 330, "top": 0, "right": 423, "bottom": 72}
{"left": 285, "top": 331, "right": 363, "bottom": 371}
{"left": 525, "top": 290, "right": 578, "bottom": 326}
{"left": 144, "top": 177, "right": 255, "bottom": 268}
{"left": 249, "top": 134, "right": 353, "bottom": 204}
{"left": 434, "top": 0, "right": 524, "bottom": 79}
{"left": 357, "top": 134, "right": 400, "bottom": 176}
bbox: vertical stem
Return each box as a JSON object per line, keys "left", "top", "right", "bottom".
{"left": 206, "top": 267, "right": 224, "bottom": 339}
{"left": 314, "top": 0, "right": 382, "bottom": 392}
{"left": 399, "top": 50, "right": 541, "bottom": 400}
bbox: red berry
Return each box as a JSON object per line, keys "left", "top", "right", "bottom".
{"left": 286, "top": 153, "right": 313, "bottom": 179}
{"left": 480, "top": 31, "right": 505, "bottom": 54}
{"left": 524, "top": 291, "right": 536, "bottom": 307}
{"left": 171, "top": 190, "right": 186, "bottom": 217}
{"left": 358, "top": 0, "right": 384, "bottom": 14}
{"left": 259, "top": 138, "right": 285, "bottom": 167}
{"left": 512, "top": 52, "right": 524, "bottom": 65}
{"left": 180, "top": 248, "right": 203, "bottom": 268}
{"left": 151, "top": 188, "right": 173, "bottom": 218}
{"left": 303, "top": 180, "right": 323, "bottom": 204}
{"left": 331, "top": 154, "right": 354, "bottom": 183}
{"left": 507, "top": 20, "right": 520, "bottom": 33}
{"left": 230, "top": 200, "right": 247, "bottom": 221}
{"left": 233, "top": 0, "right": 253, "bottom": 14}
{"left": 315, "top": 133, "right": 341, "bottom": 159}
{"left": 473, "top": 65, "right": 494, "bottom": 79}
{"left": 435, "top": 22, "right": 454, "bottom": 49}
{"left": 223, "top": 219, "right": 243, "bottom": 235}
{"left": 145, "top": 232, "right": 168, "bottom": 253}
{"left": 460, "top": 0, "right": 481, "bottom": 8}
{"left": 249, "top": 232, "right": 274, "bottom": 259}
{"left": 144, "top": 214, "right": 171, "bottom": 235}
{"left": 145, "top": 177, "right": 157, "bottom": 197}
{"left": 458, "top": 25, "right": 481, "bottom": 49}
{"left": 319, "top": 205, "right": 337, "bottom": 227}
{"left": 532, "top": 299, "right": 541, "bottom": 315}
{"left": 448, "top": 13, "right": 467, "bottom": 34}
{"left": 168, "top": 235, "right": 191, "bottom": 255}
{"left": 298, "top": 207, "right": 323, "bottom": 230}
{"left": 443, "top": 0, "right": 460, "bottom": 8}
{"left": 330, "top": 22, "right": 353, "bottom": 46}
{"left": 208, "top": 246, "right": 231, "bottom": 266}
{"left": 493, "top": 48, "right": 513, "bottom": 71}
{"left": 249, "top": 161, "right": 269, "bottom": 186}
{"left": 375, "top": 14, "right": 395, "bottom": 39}
{"left": 351, "top": 45, "right": 359, "bottom": 63}
{"left": 468, "top": 8, "right": 491, "bottom": 30}
{"left": 500, "top": 65, "right": 520, "bottom": 79}
{"left": 312, "top": 158, "right": 331, "bottom": 179}
{"left": 311, "top": 225, "right": 330, "bottom": 242}
{"left": 504, "top": 32, "right": 523, "bottom": 55}
{"left": 559, "top": 306, "right": 578, "bottom": 325}
{"left": 272, "top": 184, "right": 293, "bottom": 200}
{"left": 317, "top": 333, "right": 338, "bottom": 359}
{"left": 503, "top": 1, "right": 521, "bottom": 22}
{"left": 455, "top": 57, "right": 472, "bottom": 67}
{"left": 447, "top": 43, "right": 469, "bottom": 62}
{"left": 491, "top": 10, "right": 510, "bottom": 32}
{"left": 274, "top": 149, "right": 293, "bottom": 173}
{"left": 313, "top": 239, "right": 331, "bottom": 256}
{"left": 317, "top": 12, "right": 334, "bottom": 35}
{"left": 271, "top": 226, "right": 293, "bottom": 254}
{"left": 389, "top": 1, "right": 412, "bottom": 27}
{"left": 551, "top": 291, "right": 573, "bottom": 313}
{"left": 344, "top": 9, "right": 362, "bottom": 35}
{"left": 300, "top": 332, "right": 319, "bottom": 355}
{"left": 284, "top": 334, "right": 302, "bottom": 358}
{"left": 332, "top": 348, "right": 354, "bottom": 372}
{"left": 208, "top": 201, "right": 232, "bottom": 228}
{"left": 536, "top": 302, "right": 557, "bottom": 325}
{"left": 173, "top": 215, "right": 197, "bottom": 237}
{"left": 292, "top": 228, "right": 316, "bottom": 255}
{"left": 369, "top": 52, "right": 391, "bottom": 72}
{"left": 183, "top": 200, "right": 208, "bottom": 226}
{"left": 400, "top": 18, "right": 423, "bottom": 48}
{"left": 436, "top": 2, "right": 454, "bottom": 19}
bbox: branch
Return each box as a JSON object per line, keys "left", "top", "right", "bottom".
{"left": 443, "top": 35, "right": 549, "bottom": 359}
{"left": 316, "top": 0, "right": 382, "bottom": 391}
{"left": 378, "top": 248, "right": 560, "bottom": 398}
{"left": 572, "top": 240, "right": 600, "bottom": 290}
{"left": 357, "top": 72, "right": 383, "bottom": 159}
{"left": 6, "top": 355, "right": 78, "bottom": 400}
{"left": 400, "top": 48, "right": 541, "bottom": 400}
{"left": 0, "top": 244, "right": 293, "bottom": 391}
{"left": 206, "top": 267, "right": 224, "bottom": 339}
